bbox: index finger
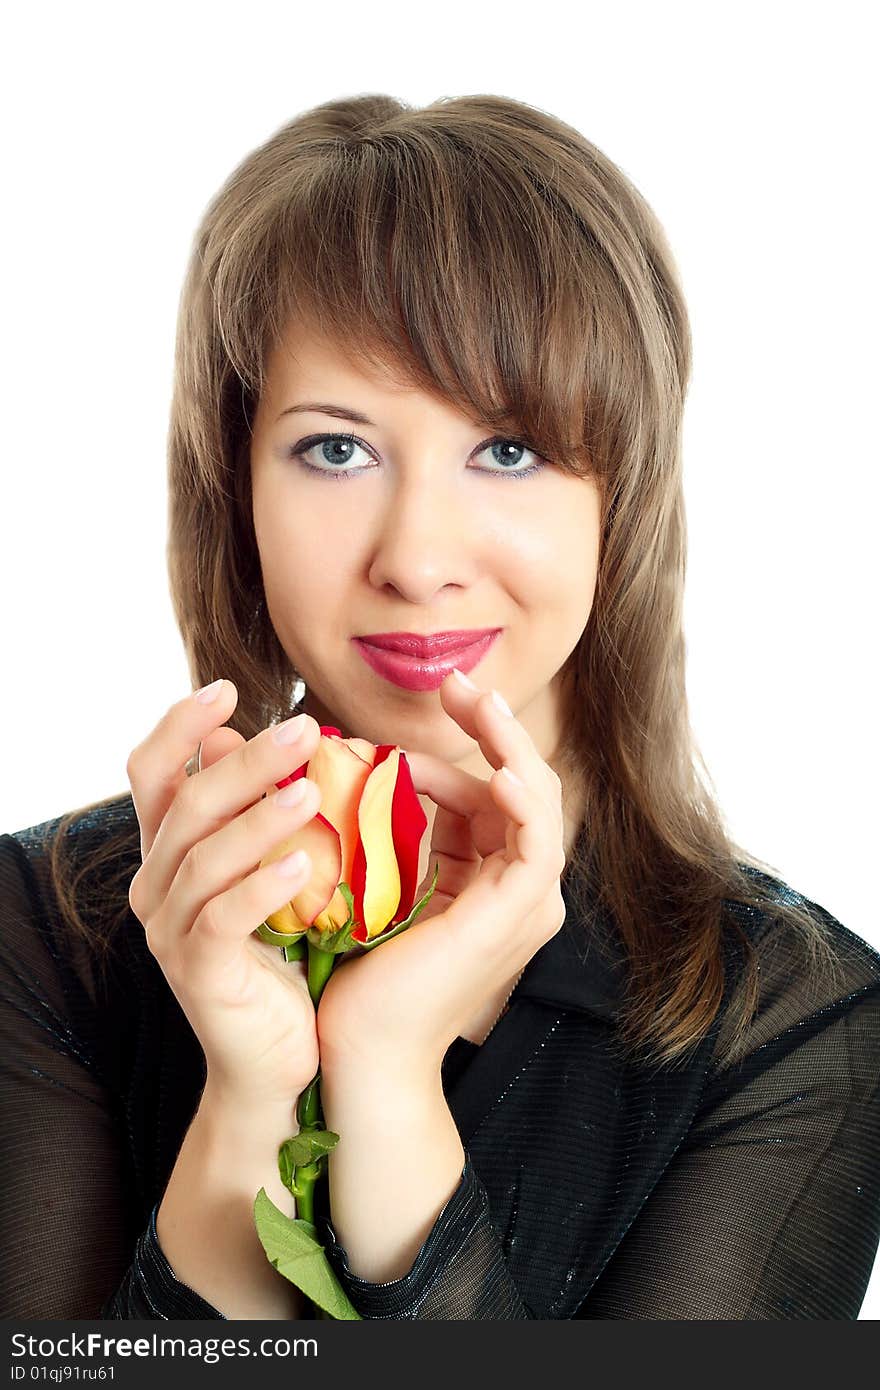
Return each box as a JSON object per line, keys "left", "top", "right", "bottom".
{"left": 125, "top": 679, "right": 239, "bottom": 861}
{"left": 403, "top": 749, "right": 492, "bottom": 819}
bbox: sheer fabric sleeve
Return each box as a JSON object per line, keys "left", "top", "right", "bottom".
{"left": 577, "top": 911, "right": 880, "bottom": 1320}
{"left": 323, "top": 906, "right": 880, "bottom": 1321}
{"left": 0, "top": 832, "right": 225, "bottom": 1320}
{"left": 323, "top": 1152, "right": 531, "bottom": 1318}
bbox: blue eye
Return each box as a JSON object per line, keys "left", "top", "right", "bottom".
{"left": 287, "top": 432, "right": 546, "bottom": 482}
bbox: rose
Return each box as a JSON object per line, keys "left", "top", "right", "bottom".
{"left": 254, "top": 724, "right": 438, "bottom": 956}
{"left": 250, "top": 724, "right": 439, "bottom": 1319}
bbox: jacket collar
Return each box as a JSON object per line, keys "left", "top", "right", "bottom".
{"left": 514, "top": 866, "right": 626, "bottom": 1020}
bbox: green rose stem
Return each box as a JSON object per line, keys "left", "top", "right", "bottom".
{"left": 255, "top": 868, "right": 437, "bottom": 1317}
{"left": 306, "top": 935, "right": 336, "bottom": 1006}
{"left": 291, "top": 938, "right": 337, "bottom": 1318}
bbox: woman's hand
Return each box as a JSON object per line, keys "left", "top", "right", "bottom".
{"left": 315, "top": 670, "right": 568, "bottom": 1077}
{"left": 125, "top": 681, "right": 326, "bottom": 1114}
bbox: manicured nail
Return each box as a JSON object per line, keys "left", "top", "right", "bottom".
{"left": 491, "top": 689, "right": 513, "bottom": 717}
{"left": 272, "top": 713, "right": 307, "bottom": 746}
{"left": 276, "top": 848, "right": 310, "bottom": 878}
{"left": 194, "top": 679, "right": 224, "bottom": 704}
{"left": 274, "top": 780, "right": 308, "bottom": 807}
{"left": 452, "top": 667, "right": 478, "bottom": 691}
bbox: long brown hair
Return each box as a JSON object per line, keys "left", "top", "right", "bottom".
{"left": 45, "top": 92, "right": 843, "bottom": 1067}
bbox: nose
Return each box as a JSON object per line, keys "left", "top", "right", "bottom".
{"left": 366, "top": 460, "right": 481, "bottom": 603}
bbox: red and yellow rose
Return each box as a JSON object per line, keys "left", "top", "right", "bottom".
{"left": 256, "top": 724, "right": 437, "bottom": 954}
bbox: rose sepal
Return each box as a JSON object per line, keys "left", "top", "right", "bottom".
{"left": 305, "top": 882, "right": 359, "bottom": 954}
{"left": 254, "top": 920, "right": 307, "bottom": 952}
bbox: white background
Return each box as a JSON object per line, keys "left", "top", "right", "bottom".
{"left": 2, "top": 0, "right": 877, "bottom": 1318}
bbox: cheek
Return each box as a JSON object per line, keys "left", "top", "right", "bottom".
{"left": 260, "top": 533, "right": 343, "bottom": 620}
{"left": 253, "top": 494, "right": 317, "bottom": 608}
{"left": 253, "top": 494, "right": 355, "bottom": 648}
{"left": 253, "top": 468, "right": 365, "bottom": 567}
{"left": 503, "top": 504, "right": 598, "bottom": 612}
{"left": 518, "top": 499, "right": 600, "bottom": 671}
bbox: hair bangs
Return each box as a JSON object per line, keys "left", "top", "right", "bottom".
{"left": 214, "top": 124, "right": 604, "bottom": 478}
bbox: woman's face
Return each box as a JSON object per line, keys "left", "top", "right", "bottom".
{"left": 249, "top": 325, "right": 602, "bottom": 802}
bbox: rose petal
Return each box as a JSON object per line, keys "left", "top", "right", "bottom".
{"left": 260, "top": 812, "right": 342, "bottom": 928}
{"left": 306, "top": 735, "right": 373, "bottom": 888}
{"left": 351, "top": 747, "right": 402, "bottom": 939}
{"left": 390, "top": 749, "right": 428, "bottom": 923}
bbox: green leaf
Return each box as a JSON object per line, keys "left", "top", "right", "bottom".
{"left": 254, "top": 1189, "right": 363, "bottom": 1320}
{"left": 279, "top": 1128, "right": 340, "bottom": 1173}
{"left": 360, "top": 861, "right": 441, "bottom": 952}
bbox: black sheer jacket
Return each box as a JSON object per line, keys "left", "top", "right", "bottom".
{"left": 1, "top": 797, "right": 878, "bottom": 1319}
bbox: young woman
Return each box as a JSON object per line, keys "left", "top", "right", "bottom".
{"left": 1, "top": 92, "right": 877, "bottom": 1321}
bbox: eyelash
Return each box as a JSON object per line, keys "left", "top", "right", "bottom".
{"left": 286, "top": 431, "right": 546, "bottom": 482}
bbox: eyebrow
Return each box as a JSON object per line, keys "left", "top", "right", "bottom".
{"left": 275, "top": 401, "right": 378, "bottom": 427}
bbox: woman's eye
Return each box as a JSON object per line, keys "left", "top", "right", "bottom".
{"left": 477, "top": 438, "right": 544, "bottom": 479}
{"left": 290, "top": 433, "right": 371, "bottom": 477}
{"left": 288, "top": 432, "right": 545, "bottom": 482}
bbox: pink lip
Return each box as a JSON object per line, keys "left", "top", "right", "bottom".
{"left": 352, "top": 631, "right": 501, "bottom": 692}
{"left": 356, "top": 628, "right": 500, "bottom": 657}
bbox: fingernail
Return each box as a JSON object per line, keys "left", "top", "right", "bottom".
{"left": 491, "top": 689, "right": 513, "bottom": 717}
{"left": 194, "top": 679, "right": 224, "bottom": 704}
{"left": 275, "top": 848, "right": 310, "bottom": 878}
{"left": 272, "top": 713, "right": 307, "bottom": 746}
{"left": 501, "top": 764, "right": 524, "bottom": 786}
{"left": 452, "top": 667, "right": 478, "bottom": 691}
{"left": 274, "top": 780, "right": 308, "bottom": 807}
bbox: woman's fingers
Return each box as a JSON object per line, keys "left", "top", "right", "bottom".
{"left": 451, "top": 771, "right": 564, "bottom": 928}
{"left": 148, "top": 772, "right": 321, "bottom": 950}
{"left": 487, "top": 761, "right": 567, "bottom": 883}
{"left": 126, "top": 680, "right": 241, "bottom": 860}
{"left": 404, "top": 671, "right": 566, "bottom": 930}
{"left": 437, "top": 670, "right": 564, "bottom": 826}
{"left": 405, "top": 751, "right": 501, "bottom": 903}
{"left": 123, "top": 683, "right": 327, "bottom": 1109}
{"left": 405, "top": 747, "right": 495, "bottom": 819}
{"left": 413, "top": 805, "right": 480, "bottom": 913}
{"left": 196, "top": 725, "right": 249, "bottom": 777}
{"left": 129, "top": 703, "right": 323, "bottom": 923}
{"left": 411, "top": 674, "right": 568, "bottom": 960}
